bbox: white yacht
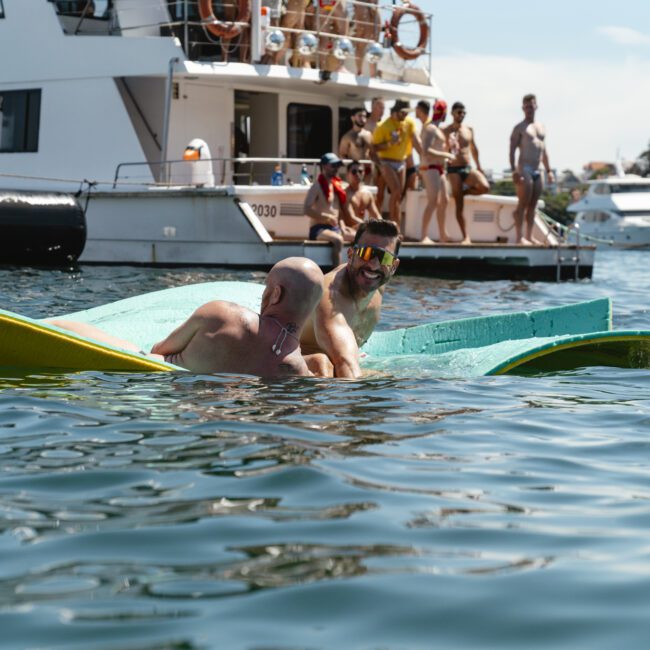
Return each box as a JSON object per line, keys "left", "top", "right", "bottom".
{"left": 0, "top": 0, "right": 594, "bottom": 279}
{"left": 568, "top": 174, "right": 650, "bottom": 249}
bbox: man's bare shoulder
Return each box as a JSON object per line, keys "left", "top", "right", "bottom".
{"left": 360, "top": 128, "right": 373, "bottom": 141}
{"left": 194, "top": 300, "right": 254, "bottom": 327}
{"left": 511, "top": 119, "right": 527, "bottom": 135}
{"left": 323, "top": 264, "right": 348, "bottom": 292}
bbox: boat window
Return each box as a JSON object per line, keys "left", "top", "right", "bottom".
{"left": 287, "top": 104, "right": 333, "bottom": 159}
{"left": 0, "top": 1, "right": 4, "bottom": 18}
{"left": 620, "top": 210, "right": 650, "bottom": 217}
{"left": 51, "top": 1, "right": 111, "bottom": 18}
{"left": 582, "top": 212, "right": 611, "bottom": 223}
{"left": 0, "top": 89, "right": 42, "bottom": 153}
{"left": 592, "top": 183, "right": 610, "bottom": 195}
{"left": 609, "top": 184, "right": 650, "bottom": 193}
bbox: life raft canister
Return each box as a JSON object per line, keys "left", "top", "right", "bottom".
{"left": 198, "top": 0, "right": 251, "bottom": 40}
{"left": 388, "top": 1, "right": 429, "bottom": 61}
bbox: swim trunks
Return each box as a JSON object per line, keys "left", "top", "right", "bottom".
{"left": 309, "top": 223, "right": 341, "bottom": 240}
{"left": 381, "top": 160, "right": 406, "bottom": 173}
{"left": 420, "top": 164, "right": 445, "bottom": 175}
{"left": 447, "top": 165, "right": 472, "bottom": 181}
{"left": 522, "top": 164, "right": 541, "bottom": 181}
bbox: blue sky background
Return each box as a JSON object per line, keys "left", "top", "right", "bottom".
{"left": 415, "top": 0, "right": 650, "bottom": 175}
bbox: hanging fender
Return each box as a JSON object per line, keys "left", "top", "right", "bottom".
{"left": 388, "top": 2, "right": 429, "bottom": 61}
{"left": 198, "top": 0, "right": 251, "bottom": 40}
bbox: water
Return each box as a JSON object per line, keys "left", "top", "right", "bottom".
{"left": 0, "top": 250, "right": 648, "bottom": 649}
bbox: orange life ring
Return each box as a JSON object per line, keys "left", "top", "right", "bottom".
{"left": 388, "top": 2, "right": 429, "bottom": 61}
{"left": 198, "top": 0, "right": 251, "bottom": 40}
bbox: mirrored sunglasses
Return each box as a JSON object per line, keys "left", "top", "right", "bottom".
{"left": 353, "top": 245, "right": 397, "bottom": 266}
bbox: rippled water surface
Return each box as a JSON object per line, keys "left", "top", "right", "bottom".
{"left": 0, "top": 250, "right": 649, "bottom": 649}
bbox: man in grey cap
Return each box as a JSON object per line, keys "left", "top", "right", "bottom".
{"left": 371, "top": 99, "right": 422, "bottom": 228}
{"left": 303, "top": 152, "right": 360, "bottom": 266}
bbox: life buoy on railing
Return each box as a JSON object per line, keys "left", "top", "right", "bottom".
{"left": 198, "top": 0, "right": 251, "bottom": 40}
{"left": 388, "top": 1, "right": 429, "bottom": 61}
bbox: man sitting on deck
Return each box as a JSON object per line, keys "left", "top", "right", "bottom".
{"left": 49, "top": 258, "right": 327, "bottom": 378}
{"left": 304, "top": 152, "right": 360, "bottom": 267}
{"left": 300, "top": 218, "right": 401, "bottom": 378}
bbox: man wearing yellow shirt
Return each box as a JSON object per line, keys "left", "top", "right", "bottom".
{"left": 372, "top": 99, "right": 422, "bottom": 228}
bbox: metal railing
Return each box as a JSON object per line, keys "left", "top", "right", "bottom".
{"left": 51, "top": 0, "right": 434, "bottom": 78}
{"left": 113, "top": 155, "right": 373, "bottom": 188}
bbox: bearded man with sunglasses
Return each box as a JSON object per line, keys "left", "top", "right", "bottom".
{"left": 301, "top": 219, "right": 401, "bottom": 378}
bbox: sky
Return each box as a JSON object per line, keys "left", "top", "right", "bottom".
{"left": 415, "top": 0, "right": 650, "bottom": 176}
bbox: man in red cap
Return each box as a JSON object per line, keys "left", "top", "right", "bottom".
{"left": 416, "top": 99, "right": 454, "bottom": 242}
{"left": 431, "top": 99, "right": 451, "bottom": 240}
{"left": 432, "top": 98, "right": 447, "bottom": 124}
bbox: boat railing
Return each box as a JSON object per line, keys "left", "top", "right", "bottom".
{"left": 51, "top": 0, "right": 434, "bottom": 81}
{"left": 113, "top": 156, "right": 373, "bottom": 188}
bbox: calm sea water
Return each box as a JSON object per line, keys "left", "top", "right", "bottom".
{"left": 0, "top": 250, "right": 648, "bottom": 650}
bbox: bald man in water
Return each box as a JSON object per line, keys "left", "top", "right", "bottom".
{"left": 49, "top": 257, "right": 326, "bottom": 378}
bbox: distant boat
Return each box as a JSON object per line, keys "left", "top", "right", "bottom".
{"left": 568, "top": 171, "right": 650, "bottom": 249}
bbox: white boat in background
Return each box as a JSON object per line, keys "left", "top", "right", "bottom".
{"left": 568, "top": 174, "right": 650, "bottom": 249}
{"left": 0, "top": 0, "right": 594, "bottom": 279}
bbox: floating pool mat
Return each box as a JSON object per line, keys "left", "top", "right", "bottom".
{"left": 0, "top": 283, "right": 648, "bottom": 376}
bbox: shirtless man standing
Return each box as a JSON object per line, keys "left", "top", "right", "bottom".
{"left": 431, "top": 99, "right": 451, "bottom": 240}
{"left": 301, "top": 218, "right": 401, "bottom": 378}
{"left": 365, "top": 97, "right": 386, "bottom": 214}
{"left": 509, "top": 93, "right": 554, "bottom": 244}
{"left": 304, "top": 152, "right": 359, "bottom": 266}
{"left": 339, "top": 107, "right": 373, "bottom": 183}
{"left": 442, "top": 101, "right": 490, "bottom": 244}
{"left": 345, "top": 161, "right": 382, "bottom": 222}
{"left": 415, "top": 100, "right": 454, "bottom": 243}
{"left": 372, "top": 99, "right": 422, "bottom": 228}
{"left": 49, "top": 258, "right": 325, "bottom": 378}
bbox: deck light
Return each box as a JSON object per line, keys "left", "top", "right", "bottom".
{"left": 333, "top": 38, "right": 354, "bottom": 61}
{"left": 265, "top": 29, "right": 285, "bottom": 52}
{"left": 297, "top": 33, "right": 318, "bottom": 56}
{"left": 365, "top": 42, "right": 383, "bottom": 64}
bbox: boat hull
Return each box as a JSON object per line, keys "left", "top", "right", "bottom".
{"left": 79, "top": 188, "right": 594, "bottom": 280}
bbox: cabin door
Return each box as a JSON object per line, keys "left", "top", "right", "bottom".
{"left": 170, "top": 82, "right": 233, "bottom": 184}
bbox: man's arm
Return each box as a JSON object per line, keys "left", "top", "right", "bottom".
{"left": 509, "top": 125, "right": 521, "bottom": 174}
{"left": 542, "top": 141, "right": 554, "bottom": 182}
{"left": 338, "top": 134, "right": 351, "bottom": 159}
{"left": 149, "top": 304, "right": 212, "bottom": 355}
{"left": 469, "top": 127, "right": 483, "bottom": 172}
{"left": 367, "top": 191, "right": 383, "bottom": 220}
{"left": 411, "top": 131, "right": 424, "bottom": 157}
{"left": 314, "top": 302, "right": 362, "bottom": 378}
{"left": 303, "top": 183, "right": 337, "bottom": 225}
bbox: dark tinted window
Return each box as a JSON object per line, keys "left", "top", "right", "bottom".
{"left": 0, "top": 1, "right": 4, "bottom": 18}
{"left": 287, "top": 103, "right": 332, "bottom": 158}
{"left": 0, "top": 89, "right": 42, "bottom": 153}
{"left": 609, "top": 184, "right": 650, "bottom": 194}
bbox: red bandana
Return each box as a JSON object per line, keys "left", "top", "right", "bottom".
{"left": 318, "top": 173, "right": 346, "bottom": 206}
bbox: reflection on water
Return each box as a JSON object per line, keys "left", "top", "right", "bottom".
{"left": 0, "top": 251, "right": 649, "bottom": 648}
